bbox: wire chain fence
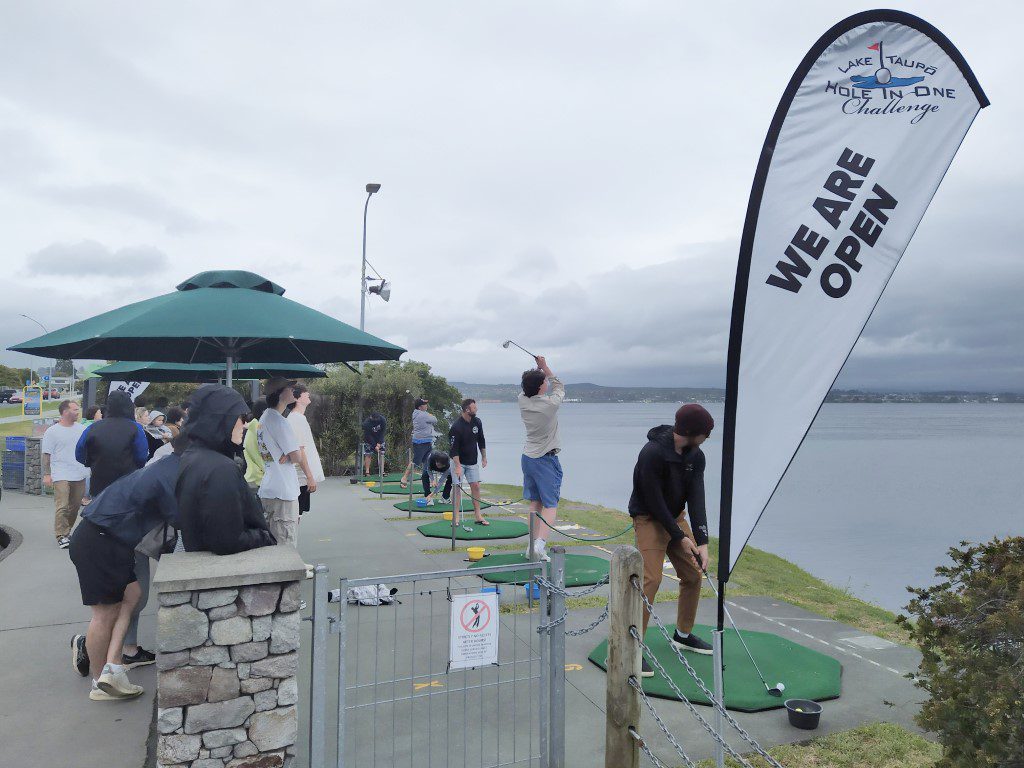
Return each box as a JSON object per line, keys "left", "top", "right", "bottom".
{"left": 534, "top": 573, "right": 610, "bottom": 598}
{"left": 629, "top": 676, "right": 700, "bottom": 768}
{"left": 629, "top": 576, "right": 786, "bottom": 768}
{"left": 630, "top": 727, "right": 673, "bottom": 768}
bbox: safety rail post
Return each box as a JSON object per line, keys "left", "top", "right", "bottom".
{"left": 450, "top": 475, "right": 460, "bottom": 551}
{"left": 605, "top": 545, "right": 643, "bottom": 768}
{"left": 309, "top": 565, "right": 329, "bottom": 767}
{"left": 336, "top": 577, "right": 348, "bottom": 768}
{"left": 407, "top": 444, "right": 413, "bottom": 518}
{"left": 548, "top": 547, "right": 567, "bottom": 768}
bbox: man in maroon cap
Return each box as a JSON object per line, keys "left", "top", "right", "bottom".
{"left": 628, "top": 403, "right": 714, "bottom": 676}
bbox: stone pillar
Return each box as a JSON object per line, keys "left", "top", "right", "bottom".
{"left": 153, "top": 546, "right": 306, "bottom": 768}
{"left": 24, "top": 437, "right": 42, "bottom": 495}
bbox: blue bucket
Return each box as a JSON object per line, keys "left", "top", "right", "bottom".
{"left": 481, "top": 586, "right": 501, "bottom": 596}
{"left": 523, "top": 582, "right": 541, "bottom": 600}
{"left": 415, "top": 498, "right": 428, "bottom": 507}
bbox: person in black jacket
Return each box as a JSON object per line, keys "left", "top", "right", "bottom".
{"left": 421, "top": 449, "right": 453, "bottom": 506}
{"left": 361, "top": 411, "right": 386, "bottom": 476}
{"left": 75, "top": 391, "right": 149, "bottom": 501}
{"left": 628, "top": 404, "right": 715, "bottom": 674}
{"left": 176, "top": 384, "right": 277, "bottom": 555}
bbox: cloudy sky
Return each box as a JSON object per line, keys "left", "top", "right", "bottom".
{"left": 1, "top": 2, "right": 1019, "bottom": 389}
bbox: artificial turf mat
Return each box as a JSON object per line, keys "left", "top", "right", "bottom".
{"left": 367, "top": 483, "right": 424, "bottom": 495}
{"left": 417, "top": 519, "right": 529, "bottom": 540}
{"left": 362, "top": 472, "right": 405, "bottom": 484}
{"left": 588, "top": 623, "right": 842, "bottom": 712}
{"left": 469, "top": 552, "right": 610, "bottom": 586}
{"left": 393, "top": 498, "right": 493, "bottom": 513}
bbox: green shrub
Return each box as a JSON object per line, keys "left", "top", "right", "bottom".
{"left": 308, "top": 360, "right": 463, "bottom": 475}
{"left": 899, "top": 536, "right": 1024, "bottom": 767}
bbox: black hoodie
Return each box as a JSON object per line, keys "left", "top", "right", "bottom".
{"left": 75, "top": 391, "right": 149, "bottom": 497}
{"left": 176, "top": 384, "right": 276, "bottom": 555}
{"left": 627, "top": 424, "right": 709, "bottom": 545}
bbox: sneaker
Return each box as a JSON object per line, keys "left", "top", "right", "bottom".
{"left": 425, "top": 499, "right": 435, "bottom": 507}
{"left": 121, "top": 648, "right": 156, "bottom": 669}
{"left": 71, "top": 634, "right": 89, "bottom": 677}
{"left": 670, "top": 631, "right": 713, "bottom": 655}
{"left": 97, "top": 665, "right": 144, "bottom": 698}
{"left": 641, "top": 657, "right": 655, "bottom": 678}
{"left": 533, "top": 540, "right": 551, "bottom": 563}
{"left": 57, "top": 535, "right": 71, "bottom": 549}
{"left": 89, "top": 687, "right": 127, "bottom": 702}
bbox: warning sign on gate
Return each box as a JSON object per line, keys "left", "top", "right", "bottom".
{"left": 449, "top": 591, "right": 499, "bottom": 670}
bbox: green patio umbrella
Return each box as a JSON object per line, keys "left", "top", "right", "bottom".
{"left": 9, "top": 270, "right": 405, "bottom": 384}
{"left": 92, "top": 361, "right": 327, "bottom": 383}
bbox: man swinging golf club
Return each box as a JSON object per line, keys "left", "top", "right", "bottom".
{"left": 629, "top": 403, "right": 714, "bottom": 677}
{"left": 519, "top": 355, "right": 564, "bottom": 562}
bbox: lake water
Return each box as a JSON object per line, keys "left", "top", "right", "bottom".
{"left": 470, "top": 402, "right": 1023, "bottom": 612}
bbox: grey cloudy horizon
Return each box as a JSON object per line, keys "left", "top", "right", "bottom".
{"left": 1, "top": 2, "right": 1020, "bottom": 391}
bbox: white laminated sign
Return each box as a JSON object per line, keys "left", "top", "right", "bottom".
{"left": 449, "top": 591, "right": 499, "bottom": 670}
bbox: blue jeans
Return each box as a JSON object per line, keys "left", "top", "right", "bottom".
{"left": 521, "top": 454, "right": 562, "bottom": 508}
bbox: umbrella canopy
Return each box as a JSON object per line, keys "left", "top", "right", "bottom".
{"left": 92, "top": 361, "right": 327, "bottom": 383}
{"left": 9, "top": 270, "right": 405, "bottom": 383}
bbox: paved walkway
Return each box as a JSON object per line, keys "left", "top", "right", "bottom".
{"left": 0, "top": 479, "right": 926, "bottom": 768}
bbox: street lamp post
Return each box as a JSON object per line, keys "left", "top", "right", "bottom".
{"left": 356, "top": 183, "right": 381, "bottom": 481}
{"left": 19, "top": 314, "right": 52, "bottom": 391}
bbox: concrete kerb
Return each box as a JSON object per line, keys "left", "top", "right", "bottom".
{"left": 0, "top": 523, "right": 23, "bottom": 563}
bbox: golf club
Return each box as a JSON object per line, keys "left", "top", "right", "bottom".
{"left": 694, "top": 558, "right": 785, "bottom": 697}
{"left": 501, "top": 339, "right": 538, "bottom": 360}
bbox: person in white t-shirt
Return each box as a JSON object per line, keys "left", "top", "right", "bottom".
{"left": 287, "top": 384, "right": 325, "bottom": 518}
{"left": 42, "top": 400, "right": 89, "bottom": 549}
{"left": 257, "top": 378, "right": 316, "bottom": 548}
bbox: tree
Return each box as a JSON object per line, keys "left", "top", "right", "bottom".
{"left": 54, "top": 359, "right": 75, "bottom": 376}
{"left": 0, "top": 364, "right": 32, "bottom": 388}
{"left": 308, "top": 360, "right": 463, "bottom": 475}
{"left": 898, "top": 536, "right": 1024, "bottom": 767}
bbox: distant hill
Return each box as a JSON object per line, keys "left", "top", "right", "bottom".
{"left": 452, "top": 382, "right": 1024, "bottom": 404}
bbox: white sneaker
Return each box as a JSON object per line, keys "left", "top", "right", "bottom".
{"left": 533, "top": 540, "right": 551, "bottom": 562}
{"left": 97, "top": 665, "right": 143, "bottom": 698}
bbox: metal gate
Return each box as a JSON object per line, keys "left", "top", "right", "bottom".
{"left": 307, "top": 553, "right": 567, "bottom": 768}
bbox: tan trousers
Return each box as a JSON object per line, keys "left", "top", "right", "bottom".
{"left": 262, "top": 498, "right": 299, "bottom": 548}
{"left": 634, "top": 513, "right": 702, "bottom": 635}
{"left": 53, "top": 479, "right": 87, "bottom": 538}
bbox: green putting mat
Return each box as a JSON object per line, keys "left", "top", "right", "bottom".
{"left": 367, "top": 483, "right": 424, "bottom": 495}
{"left": 588, "top": 623, "right": 842, "bottom": 712}
{"left": 470, "top": 552, "right": 610, "bottom": 586}
{"left": 393, "top": 498, "right": 493, "bottom": 513}
{"left": 362, "top": 472, "right": 405, "bottom": 484}
{"left": 417, "top": 519, "right": 529, "bottom": 540}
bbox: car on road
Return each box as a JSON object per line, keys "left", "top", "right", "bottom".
{"left": 8, "top": 393, "right": 23, "bottom": 404}
{"left": 0, "top": 388, "right": 17, "bottom": 403}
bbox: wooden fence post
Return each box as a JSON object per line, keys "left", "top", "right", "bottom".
{"left": 605, "top": 545, "right": 644, "bottom": 768}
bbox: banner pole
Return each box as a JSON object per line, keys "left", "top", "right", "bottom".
{"left": 713, "top": 630, "right": 725, "bottom": 768}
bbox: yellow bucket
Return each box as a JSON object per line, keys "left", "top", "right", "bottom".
{"left": 467, "top": 547, "right": 486, "bottom": 561}
{"left": 442, "top": 511, "right": 453, "bottom": 520}
{"left": 365, "top": 481, "right": 376, "bottom": 488}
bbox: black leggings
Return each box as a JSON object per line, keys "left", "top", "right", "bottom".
{"left": 422, "top": 470, "right": 452, "bottom": 498}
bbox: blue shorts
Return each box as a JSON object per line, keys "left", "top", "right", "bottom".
{"left": 521, "top": 454, "right": 562, "bottom": 508}
{"left": 459, "top": 462, "right": 481, "bottom": 484}
{"left": 412, "top": 442, "right": 432, "bottom": 469}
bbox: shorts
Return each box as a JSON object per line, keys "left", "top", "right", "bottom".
{"left": 363, "top": 442, "right": 386, "bottom": 455}
{"left": 521, "top": 453, "right": 562, "bottom": 508}
{"left": 412, "top": 441, "right": 432, "bottom": 469}
{"left": 459, "top": 462, "right": 481, "bottom": 484}
{"left": 299, "top": 485, "right": 311, "bottom": 514}
{"left": 69, "top": 520, "right": 137, "bottom": 605}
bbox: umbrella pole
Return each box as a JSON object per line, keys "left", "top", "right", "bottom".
{"left": 226, "top": 355, "right": 234, "bottom": 387}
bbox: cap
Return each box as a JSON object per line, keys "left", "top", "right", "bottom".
{"left": 414, "top": 398, "right": 429, "bottom": 409}
{"left": 263, "top": 377, "right": 297, "bottom": 396}
{"left": 674, "top": 403, "right": 714, "bottom": 437}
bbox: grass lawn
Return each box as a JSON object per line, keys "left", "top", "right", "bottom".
{"left": 694, "top": 722, "right": 940, "bottom": 767}
{"left": 478, "top": 483, "right": 909, "bottom": 645}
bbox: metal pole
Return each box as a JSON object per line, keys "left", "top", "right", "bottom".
{"left": 539, "top": 558, "right": 550, "bottom": 768}
{"left": 548, "top": 548, "right": 566, "bottom": 768}
{"left": 605, "top": 546, "right": 643, "bottom": 768}
{"left": 407, "top": 443, "right": 413, "bottom": 519}
{"left": 226, "top": 355, "right": 234, "bottom": 387}
{"left": 310, "top": 564, "right": 329, "bottom": 767}
{"left": 713, "top": 630, "right": 725, "bottom": 768}
{"left": 450, "top": 473, "right": 459, "bottom": 552}
{"left": 355, "top": 189, "right": 373, "bottom": 483}
{"left": 336, "top": 577, "right": 348, "bottom": 768}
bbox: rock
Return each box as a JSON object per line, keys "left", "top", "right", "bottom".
{"left": 191, "top": 646, "right": 231, "bottom": 666}
{"left": 159, "top": 666, "right": 213, "bottom": 708}
{"left": 226, "top": 751, "right": 284, "bottom": 768}
{"left": 211, "top": 616, "right": 252, "bottom": 646}
{"left": 211, "top": 746, "right": 234, "bottom": 758}
{"left": 157, "top": 650, "right": 191, "bottom": 671}
{"left": 233, "top": 741, "right": 259, "bottom": 758}
{"left": 251, "top": 615, "right": 272, "bottom": 642}
{"left": 237, "top": 584, "right": 281, "bottom": 617}
{"left": 208, "top": 604, "right": 239, "bottom": 621}
{"left": 269, "top": 612, "right": 300, "bottom": 654}
{"left": 250, "top": 652, "right": 297, "bottom": 680}
{"left": 217, "top": 661, "right": 237, "bottom": 669}
{"left": 158, "top": 707, "right": 183, "bottom": 734}
{"left": 197, "top": 588, "right": 239, "bottom": 610}
{"left": 278, "top": 582, "right": 301, "bottom": 613}
{"left": 230, "top": 641, "right": 268, "bottom": 663}
{"left": 240, "top": 677, "right": 273, "bottom": 694}
{"left": 158, "top": 734, "right": 202, "bottom": 764}
{"left": 247, "top": 707, "right": 297, "bottom": 752}
{"left": 277, "top": 678, "right": 298, "bottom": 707}
{"left": 237, "top": 663, "right": 251, "bottom": 680}
{"left": 159, "top": 591, "right": 193, "bottom": 607}
{"left": 208, "top": 666, "right": 241, "bottom": 703}
{"left": 159, "top": 604, "right": 210, "bottom": 653}
{"left": 203, "top": 728, "right": 248, "bottom": 748}
{"left": 193, "top": 759, "right": 224, "bottom": 768}
{"left": 184, "top": 696, "right": 257, "bottom": 734}
{"left": 254, "top": 689, "right": 278, "bottom": 712}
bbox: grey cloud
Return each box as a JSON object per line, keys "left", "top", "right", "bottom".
{"left": 25, "top": 240, "right": 169, "bottom": 277}
{"left": 39, "top": 184, "right": 211, "bottom": 234}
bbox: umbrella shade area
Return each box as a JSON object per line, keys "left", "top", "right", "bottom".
{"left": 8, "top": 270, "right": 405, "bottom": 364}
{"left": 416, "top": 520, "right": 529, "bottom": 541}
{"left": 92, "top": 361, "right": 326, "bottom": 382}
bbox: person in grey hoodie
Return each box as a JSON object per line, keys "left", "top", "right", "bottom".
{"left": 400, "top": 398, "right": 437, "bottom": 489}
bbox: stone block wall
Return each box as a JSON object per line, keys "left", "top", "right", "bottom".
{"left": 153, "top": 547, "right": 306, "bottom": 768}
{"left": 24, "top": 437, "right": 42, "bottom": 495}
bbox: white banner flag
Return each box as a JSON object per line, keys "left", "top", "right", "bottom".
{"left": 720, "top": 11, "right": 988, "bottom": 576}
{"left": 109, "top": 380, "right": 150, "bottom": 401}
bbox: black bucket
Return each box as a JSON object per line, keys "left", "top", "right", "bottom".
{"left": 784, "top": 699, "right": 822, "bottom": 730}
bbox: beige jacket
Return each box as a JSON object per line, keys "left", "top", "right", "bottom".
{"left": 518, "top": 377, "right": 565, "bottom": 458}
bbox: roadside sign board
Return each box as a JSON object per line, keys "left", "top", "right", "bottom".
{"left": 449, "top": 591, "right": 499, "bottom": 670}
{"left": 42, "top": 375, "right": 50, "bottom": 382}
{"left": 22, "top": 386, "right": 42, "bottom": 417}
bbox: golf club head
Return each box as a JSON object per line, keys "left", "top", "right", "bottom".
{"left": 501, "top": 340, "right": 512, "bottom": 349}
{"left": 768, "top": 683, "right": 785, "bottom": 697}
